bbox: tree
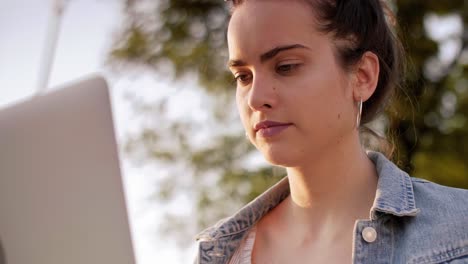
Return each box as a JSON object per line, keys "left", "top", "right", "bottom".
{"left": 108, "top": 0, "right": 468, "bottom": 246}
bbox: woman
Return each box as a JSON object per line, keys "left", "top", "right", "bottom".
{"left": 194, "top": 0, "right": 468, "bottom": 263}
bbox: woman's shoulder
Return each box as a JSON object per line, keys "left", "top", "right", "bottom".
{"left": 392, "top": 177, "right": 468, "bottom": 263}
{"left": 369, "top": 151, "right": 467, "bottom": 218}
{"left": 411, "top": 177, "right": 468, "bottom": 216}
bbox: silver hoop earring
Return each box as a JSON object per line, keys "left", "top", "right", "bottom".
{"left": 356, "top": 97, "right": 363, "bottom": 129}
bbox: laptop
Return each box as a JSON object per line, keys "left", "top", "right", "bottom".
{"left": 0, "top": 75, "right": 136, "bottom": 264}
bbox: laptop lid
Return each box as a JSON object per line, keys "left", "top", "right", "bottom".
{"left": 0, "top": 75, "right": 135, "bottom": 264}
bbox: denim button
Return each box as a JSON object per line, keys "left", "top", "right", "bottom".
{"left": 362, "top": 227, "right": 377, "bottom": 243}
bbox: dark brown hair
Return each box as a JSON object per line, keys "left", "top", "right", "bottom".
{"left": 227, "top": 0, "right": 405, "bottom": 156}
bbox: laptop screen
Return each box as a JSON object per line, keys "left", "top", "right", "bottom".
{"left": 0, "top": 75, "right": 135, "bottom": 264}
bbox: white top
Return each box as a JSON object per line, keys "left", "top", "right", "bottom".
{"left": 228, "top": 227, "right": 257, "bottom": 264}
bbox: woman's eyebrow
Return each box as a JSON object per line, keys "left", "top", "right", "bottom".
{"left": 227, "top": 44, "right": 310, "bottom": 68}
{"left": 228, "top": 59, "right": 247, "bottom": 68}
{"left": 260, "top": 44, "right": 309, "bottom": 63}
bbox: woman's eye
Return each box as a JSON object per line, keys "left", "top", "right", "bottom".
{"left": 276, "top": 64, "right": 300, "bottom": 74}
{"left": 233, "top": 73, "right": 252, "bottom": 85}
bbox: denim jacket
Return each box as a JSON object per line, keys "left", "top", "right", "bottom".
{"left": 194, "top": 152, "right": 468, "bottom": 264}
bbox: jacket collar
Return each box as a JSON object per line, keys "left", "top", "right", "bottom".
{"left": 367, "top": 151, "right": 420, "bottom": 220}
{"left": 196, "top": 151, "right": 420, "bottom": 241}
{"left": 195, "top": 176, "right": 290, "bottom": 241}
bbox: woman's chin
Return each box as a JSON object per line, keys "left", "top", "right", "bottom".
{"left": 260, "top": 149, "right": 300, "bottom": 168}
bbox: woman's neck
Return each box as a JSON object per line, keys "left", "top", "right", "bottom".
{"left": 284, "top": 136, "right": 378, "bottom": 236}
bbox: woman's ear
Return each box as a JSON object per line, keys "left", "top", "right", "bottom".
{"left": 353, "top": 51, "right": 380, "bottom": 102}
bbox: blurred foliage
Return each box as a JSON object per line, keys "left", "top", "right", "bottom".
{"left": 109, "top": 0, "right": 468, "bottom": 246}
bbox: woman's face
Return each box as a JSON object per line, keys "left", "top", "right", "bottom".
{"left": 227, "top": 0, "right": 358, "bottom": 167}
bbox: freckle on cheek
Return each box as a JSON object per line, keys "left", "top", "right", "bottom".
{"left": 338, "top": 114, "right": 341, "bottom": 119}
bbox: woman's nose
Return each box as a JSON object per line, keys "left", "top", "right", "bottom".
{"left": 247, "top": 75, "right": 277, "bottom": 111}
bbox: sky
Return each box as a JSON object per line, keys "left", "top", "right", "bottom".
{"left": 0, "top": 0, "right": 195, "bottom": 263}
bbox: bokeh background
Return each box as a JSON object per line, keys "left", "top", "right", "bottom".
{"left": 1, "top": 0, "right": 467, "bottom": 263}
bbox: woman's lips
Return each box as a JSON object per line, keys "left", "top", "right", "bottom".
{"left": 254, "top": 121, "right": 292, "bottom": 138}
